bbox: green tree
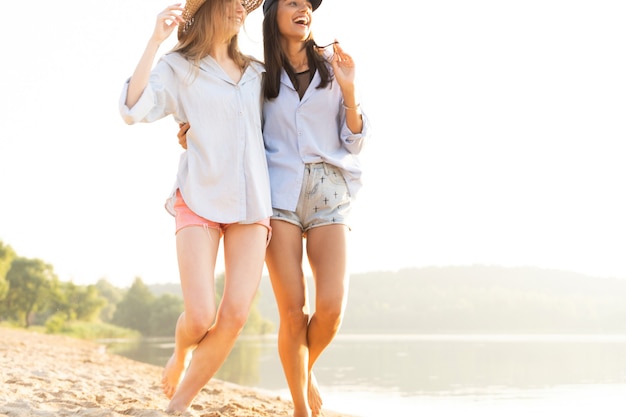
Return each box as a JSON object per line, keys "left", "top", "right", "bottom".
{"left": 0, "top": 241, "right": 16, "bottom": 300}
{"left": 244, "top": 292, "right": 274, "bottom": 335}
{"left": 148, "top": 293, "right": 183, "bottom": 336}
{"left": 112, "top": 277, "right": 154, "bottom": 334}
{"left": 3, "top": 257, "right": 57, "bottom": 327}
{"left": 59, "top": 282, "right": 107, "bottom": 321}
{"left": 95, "top": 278, "right": 124, "bottom": 322}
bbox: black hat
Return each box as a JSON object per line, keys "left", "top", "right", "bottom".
{"left": 263, "top": 0, "right": 322, "bottom": 15}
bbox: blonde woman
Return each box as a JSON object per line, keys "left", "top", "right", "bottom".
{"left": 119, "top": 0, "right": 269, "bottom": 412}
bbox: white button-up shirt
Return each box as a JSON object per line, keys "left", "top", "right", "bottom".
{"left": 262, "top": 68, "right": 371, "bottom": 211}
{"left": 120, "top": 53, "right": 272, "bottom": 224}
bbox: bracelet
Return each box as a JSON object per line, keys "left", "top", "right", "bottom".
{"left": 342, "top": 102, "right": 360, "bottom": 110}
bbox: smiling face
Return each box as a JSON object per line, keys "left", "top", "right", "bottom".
{"left": 224, "top": 0, "right": 247, "bottom": 38}
{"left": 276, "top": 0, "right": 314, "bottom": 42}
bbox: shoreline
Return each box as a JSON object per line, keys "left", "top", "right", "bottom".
{"left": 0, "top": 327, "right": 356, "bottom": 417}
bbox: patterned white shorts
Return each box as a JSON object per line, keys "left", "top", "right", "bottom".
{"left": 272, "top": 162, "right": 352, "bottom": 233}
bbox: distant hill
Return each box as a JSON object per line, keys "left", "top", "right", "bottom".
{"left": 151, "top": 265, "right": 626, "bottom": 335}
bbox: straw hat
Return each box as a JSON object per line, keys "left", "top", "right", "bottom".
{"left": 178, "top": 0, "right": 264, "bottom": 38}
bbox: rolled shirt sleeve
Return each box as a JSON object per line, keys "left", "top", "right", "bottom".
{"left": 119, "top": 54, "right": 272, "bottom": 224}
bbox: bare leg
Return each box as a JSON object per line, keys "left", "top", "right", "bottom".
{"left": 266, "top": 220, "right": 311, "bottom": 417}
{"left": 162, "top": 226, "right": 220, "bottom": 399}
{"left": 305, "top": 224, "right": 349, "bottom": 417}
{"left": 166, "top": 223, "right": 267, "bottom": 413}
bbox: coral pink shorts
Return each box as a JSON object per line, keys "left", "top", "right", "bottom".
{"left": 174, "top": 190, "right": 271, "bottom": 240}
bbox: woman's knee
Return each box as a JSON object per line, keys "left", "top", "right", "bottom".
{"left": 211, "top": 307, "right": 250, "bottom": 336}
{"left": 183, "top": 310, "right": 216, "bottom": 338}
{"left": 281, "top": 307, "right": 309, "bottom": 335}
{"left": 315, "top": 299, "right": 345, "bottom": 328}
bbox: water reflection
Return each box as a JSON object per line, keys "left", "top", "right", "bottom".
{"left": 313, "top": 334, "right": 626, "bottom": 397}
{"left": 105, "top": 334, "right": 626, "bottom": 398}
{"left": 106, "top": 335, "right": 265, "bottom": 386}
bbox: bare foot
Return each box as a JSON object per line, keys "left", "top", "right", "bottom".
{"left": 161, "top": 353, "right": 187, "bottom": 399}
{"left": 165, "top": 397, "right": 189, "bottom": 415}
{"left": 164, "top": 407, "right": 185, "bottom": 416}
{"left": 308, "top": 371, "right": 323, "bottom": 417}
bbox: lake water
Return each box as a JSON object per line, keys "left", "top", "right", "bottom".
{"left": 105, "top": 334, "right": 626, "bottom": 417}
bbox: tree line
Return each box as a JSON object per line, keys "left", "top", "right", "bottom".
{"left": 337, "top": 266, "right": 626, "bottom": 334}
{"left": 6, "top": 236, "right": 624, "bottom": 338}
{"left": 252, "top": 265, "right": 626, "bottom": 335}
{"left": 0, "top": 241, "right": 272, "bottom": 338}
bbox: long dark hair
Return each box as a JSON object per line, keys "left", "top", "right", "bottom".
{"left": 262, "top": 4, "right": 332, "bottom": 100}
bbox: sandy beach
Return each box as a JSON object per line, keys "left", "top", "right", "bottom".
{"left": 0, "top": 327, "right": 355, "bottom": 417}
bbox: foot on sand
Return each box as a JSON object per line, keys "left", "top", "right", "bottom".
{"left": 165, "top": 396, "right": 190, "bottom": 414}
{"left": 161, "top": 353, "right": 187, "bottom": 399}
{"left": 308, "top": 371, "right": 323, "bottom": 417}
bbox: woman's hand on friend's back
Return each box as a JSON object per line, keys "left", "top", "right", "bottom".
{"left": 177, "top": 122, "right": 190, "bottom": 149}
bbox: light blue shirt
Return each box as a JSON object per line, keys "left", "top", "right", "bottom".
{"left": 119, "top": 53, "right": 272, "bottom": 224}
{"left": 262, "top": 67, "right": 371, "bottom": 211}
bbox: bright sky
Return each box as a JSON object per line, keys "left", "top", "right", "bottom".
{"left": 1, "top": 0, "right": 625, "bottom": 288}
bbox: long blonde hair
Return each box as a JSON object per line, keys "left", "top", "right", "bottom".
{"left": 174, "top": 0, "right": 252, "bottom": 73}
